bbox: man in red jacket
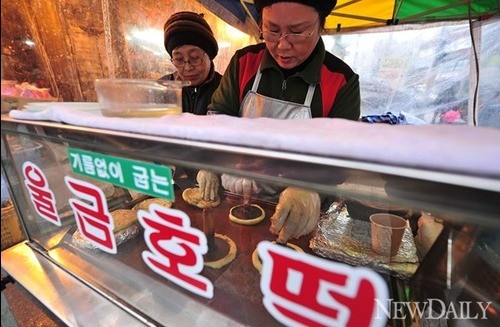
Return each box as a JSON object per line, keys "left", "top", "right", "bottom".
{"left": 208, "top": 0, "right": 360, "bottom": 119}
{"left": 201, "top": 0, "right": 359, "bottom": 243}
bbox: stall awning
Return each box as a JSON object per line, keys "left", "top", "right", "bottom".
{"left": 329, "top": 0, "right": 499, "bottom": 31}
{"left": 197, "top": 0, "right": 499, "bottom": 35}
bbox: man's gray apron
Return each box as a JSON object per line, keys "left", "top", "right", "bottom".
{"left": 239, "top": 67, "right": 316, "bottom": 119}
{"left": 230, "top": 67, "right": 317, "bottom": 196}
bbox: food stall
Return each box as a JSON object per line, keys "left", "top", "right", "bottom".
{"left": 1, "top": 109, "right": 499, "bottom": 326}
{"left": 1, "top": 0, "right": 499, "bottom": 325}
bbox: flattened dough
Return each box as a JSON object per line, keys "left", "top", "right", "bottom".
{"left": 111, "top": 209, "right": 138, "bottom": 231}
{"left": 252, "top": 242, "right": 303, "bottom": 274}
{"left": 133, "top": 197, "right": 172, "bottom": 211}
{"left": 204, "top": 233, "right": 237, "bottom": 269}
{"left": 229, "top": 204, "right": 265, "bottom": 225}
{"left": 182, "top": 188, "right": 220, "bottom": 209}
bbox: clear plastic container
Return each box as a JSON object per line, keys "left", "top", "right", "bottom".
{"left": 94, "top": 79, "right": 186, "bottom": 118}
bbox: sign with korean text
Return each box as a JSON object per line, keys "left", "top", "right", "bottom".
{"left": 22, "top": 161, "right": 61, "bottom": 226}
{"left": 67, "top": 148, "right": 174, "bottom": 201}
{"left": 65, "top": 175, "right": 116, "bottom": 254}
{"left": 138, "top": 204, "right": 213, "bottom": 298}
{"left": 258, "top": 241, "right": 389, "bottom": 327}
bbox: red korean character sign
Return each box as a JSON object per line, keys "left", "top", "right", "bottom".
{"left": 258, "top": 241, "right": 389, "bottom": 327}
{"left": 22, "top": 161, "right": 60, "bottom": 226}
{"left": 64, "top": 176, "right": 116, "bottom": 254}
{"left": 138, "top": 203, "right": 213, "bottom": 299}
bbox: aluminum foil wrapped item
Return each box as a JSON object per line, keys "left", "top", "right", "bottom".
{"left": 310, "top": 204, "right": 419, "bottom": 280}
{"left": 72, "top": 224, "right": 140, "bottom": 250}
{"left": 72, "top": 209, "right": 140, "bottom": 250}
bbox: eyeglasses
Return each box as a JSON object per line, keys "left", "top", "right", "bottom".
{"left": 261, "top": 19, "right": 319, "bottom": 44}
{"left": 170, "top": 55, "right": 205, "bottom": 68}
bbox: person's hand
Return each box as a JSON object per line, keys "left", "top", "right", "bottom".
{"left": 270, "top": 187, "right": 320, "bottom": 243}
{"left": 221, "top": 174, "right": 260, "bottom": 195}
{"left": 196, "top": 170, "right": 219, "bottom": 201}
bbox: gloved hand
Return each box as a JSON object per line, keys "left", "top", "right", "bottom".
{"left": 270, "top": 187, "right": 320, "bottom": 243}
{"left": 196, "top": 170, "right": 219, "bottom": 201}
{"left": 221, "top": 174, "right": 260, "bottom": 195}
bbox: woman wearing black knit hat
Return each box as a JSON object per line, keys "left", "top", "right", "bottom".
{"left": 201, "top": 1, "right": 360, "bottom": 243}
{"left": 158, "top": 11, "right": 222, "bottom": 115}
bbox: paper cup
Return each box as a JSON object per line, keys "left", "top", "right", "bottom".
{"left": 370, "top": 213, "right": 408, "bottom": 257}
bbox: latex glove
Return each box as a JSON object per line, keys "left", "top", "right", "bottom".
{"left": 270, "top": 187, "right": 320, "bottom": 243}
{"left": 196, "top": 170, "right": 219, "bottom": 201}
{"left": 221, "top": 174, "right": 260, "bottom": 195}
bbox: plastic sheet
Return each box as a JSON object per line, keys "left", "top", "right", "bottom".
{"left": 323, "top": 19, "right": 500, "bottom": 127}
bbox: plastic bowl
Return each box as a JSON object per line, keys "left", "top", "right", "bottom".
{"left": 11, "top": 140, "right": 43, "bottom": 168}
{"left": 94, "top": 79, "right": 185, "bottom": 118}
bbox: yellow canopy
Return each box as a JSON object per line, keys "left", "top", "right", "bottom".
{"left": 327, "top": 0, "right": 397, "bottom": 31}
{"left": 326, "top": 0, "right": 499, "bottom": 32}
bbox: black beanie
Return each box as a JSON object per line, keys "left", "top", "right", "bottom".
{"left": 254, "top": 0, "right": 337, "bottom": 18}
{"left": 164, "top": 11, "right": 218, "bottom": 60}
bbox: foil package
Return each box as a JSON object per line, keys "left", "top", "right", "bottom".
{"left": 310, "top": 205, "right": 419, "bottom": 280}
{"left": 72, "top": 224, "right": 141, "bottom": 250}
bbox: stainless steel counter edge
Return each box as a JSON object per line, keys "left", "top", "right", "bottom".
{"left": 1, "top": 242, "right": 153, "bottom": 326}
{"left": 2, "top": 115, "right": 499, "bottom": 192}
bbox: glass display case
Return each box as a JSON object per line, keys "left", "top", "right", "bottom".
{"left": 1, "top": 114, "right": 499, "bottom": 327}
